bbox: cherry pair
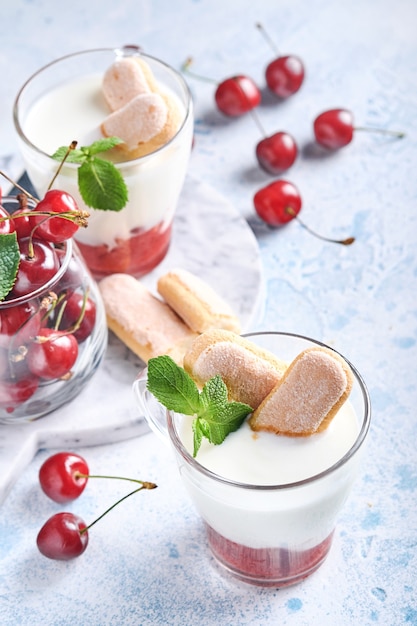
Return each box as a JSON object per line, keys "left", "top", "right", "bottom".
{"left": 36, "top": 451, "right": 157, "bottom": 560}
{"left": 182, "top": 24, "right": 304, "bottom": 118}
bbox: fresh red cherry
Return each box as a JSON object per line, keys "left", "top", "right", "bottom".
{"left": 0, "top": 375, "right": 39, "bottom": 411}
{"left": 37, "top": 512, "right": 89, "bottom": 560}
{"left": 0, "top": 206, "right": 16, "bottom": 235}
{"left": 31, "top": 190, "right": 80, "bottom": 243}
{"left": 55, "top": 247, "right": 84, "bottom": 294}
{"left": 254, "top": 179, "right": 355, "bottom": 245}
{"left": 254, "top": 179, "right": 301, "bottom": 225}
{"left": 256, "top": 131, "right": 298, "bottom": 175}
{"left": 10, "top": 238, "right": 59, "bottom": 298}
{"left": 182, "top": 58, "right": 261, "bottom": 117}
{"left": 39, "top": 451, "right": 89, "bottom": 503}
{"left": 314, "top": 109, "right": 354, "bottom": 149}
{"left": 256, "top": 23, "right": 305, "bottom": 98}
{"left": 12, "top": 207, "right": 33, "bottom": 239}
{"left": 60, "top": 292, "right": 97, "bottom": 343}
{"left": 313, "top": 108, "right": 405, "bottom": 150}
{"left": 215, "top": 76, "right": 261, "bottom": 116}
{"left": 26, "top": 328, "right": 78, "bottom": 380}
{"left": 0, "top": 301, "right": 41, "bottom": 349}
{"left": 265, "top": 56, "right": 305, "bottom": 98}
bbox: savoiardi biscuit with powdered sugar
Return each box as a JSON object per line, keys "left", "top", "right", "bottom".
{"left": 250, "top": 346, "right": 354, "bottom": 436}
{"left": 183, "top": 329, "right": 287, "bottom": 409}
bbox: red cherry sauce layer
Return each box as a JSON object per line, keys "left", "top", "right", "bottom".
{"left": 206, "top": 524, "right": 334, "bottom": 587}
{"left": 76, "top": 220, "right": 172, "bottom": 279}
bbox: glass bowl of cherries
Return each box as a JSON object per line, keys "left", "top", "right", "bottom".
{"left": 0, "top": 190, "right": 108, "bottom": 423}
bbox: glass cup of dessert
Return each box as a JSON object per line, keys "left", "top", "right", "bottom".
{"left": 13, "top": 46, "right": 194, "bottom": 279}
{"left": 133, "top": 331, "right": 371, "bottom": 587}
{"left": 0, "top": 195, "right": 107, "bottom": 423}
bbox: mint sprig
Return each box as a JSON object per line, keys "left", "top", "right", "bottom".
{"left": 51, "top": 138, "right": 128, "bottom": 212}
{"left": 147, "top": 355, "right": 253, "bottom": 457}
{"left": 0, "top": 232, "right": 20, "bottom": 301}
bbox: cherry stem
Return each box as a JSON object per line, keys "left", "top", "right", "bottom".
{"left": 54, "top": 287, "right": 90, "bottom": 334}
{"left": 354, "top": 126, "right": 405, "bottom": 139}
{"left": 47, "top": 140, "right": 78, "bottom": 190}
{"left": 249, "top": 107, "right": 268, "bottom": 138}
{"left": 181, "top": 57, "right": 217, "bottom": 84}
{"left": 256, "top": 22, "right": 280, "bottom": 56}
{"left": 0, "top": 169, "right": 39, "bottom": 203}
{"left": 39, "top": 292, "right": 62, "bottom": 325}
{"left": 75, "top": 472, "right": 156, "bottom": 487}
{"left": 80, "top": 481, "right": 157, "bottom": 535}
{"left": 285, "top": 207, "right": 355, "bottom": 245}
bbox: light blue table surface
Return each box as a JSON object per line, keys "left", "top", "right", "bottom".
{"left": 1, "top": 1, "right": 416, "bottom": 624}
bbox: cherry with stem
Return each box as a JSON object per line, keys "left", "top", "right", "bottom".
{"left": 39, "top": 451, "right": 155, "bottom": 503}
{"left": 249, "top": 108, "right": 298, "bottom": 175}
{"left": 256, "top": 22, "right": 305, "bottom": 98}
{"left": 254, "top": 179, "right": 355, "bottom": 245}
{"left": 181, "top": 57, "right": 261, "bottom": 117}
{"left": 313, "top": 108, "right": 405, "bottom": 150}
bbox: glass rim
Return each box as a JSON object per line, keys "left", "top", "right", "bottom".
{"left": 166, "top": 331, "right": 371, "bottom": 491}
{"left": 12, "top": 46, "right": 193, "bottom": 166}
{"left": 0, "top": 195, "right": 73, "bottom": 307}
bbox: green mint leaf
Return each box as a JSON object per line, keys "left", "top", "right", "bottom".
{"left": 0, "top": 232, "right": 20, "bottom": 301}
{"left": 204, "top": 401, "right": 253, "bottom": 446}
{"left": 51, "top": 137, "right": 128, "bottom": 212}
{"left": 147, "top": 355, "right": 202, "bottom": 415}
{"left": 51, "top": 146, "right": 87, "bottom": 163}
{"left": 84, "top": 137, "right": 125, "bottom": 156}
{"left": 77, "top": 158, "right": 128, "bottom": 212}
{"left": 147, "top": 356, "right": 253, "bottom": 458}
{"left": 200, "top": 375, "right": 228, "bottom": 412}
{"left": 192, "top": 419, "right": 204, "bottom": 458}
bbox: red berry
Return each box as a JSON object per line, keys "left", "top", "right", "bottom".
{"left": 37, "top": 512, "right": 89, "bottom": 560}
{"left": 10, "top": 238, "right": 59, "bottom": 298}
{"left": 265, "top": 55, "right": 305, "bottom": 98}
{"left": 26, "top": 328, "right": 78, "bottom": 380}
{"left": 39, "top": 452, "right": 89, "bottom": 503}
{"left": 31, "top": 190, "right": 80, "bottom": 243}
{"left": 0, "top": 375, "right": 39, "bottom": 411}
{"left": 215, "top": 76, "right": 261, "bottom": 116}
{"left": 254, "top": 180, "right": 302, "bottom": 226}
{"left": 0, "top": 301, "right": 41, "bottom": 349}
{"left": 0, "top": 206, "right": 16, "bottom": 235}
{"left": 256, "top": 131, "right": 298, "bottom": 175}
{"left": 12, "top": 208, "right": 33, "bottom": 239}
{"left": 313, "top": 108, "right": 354, "bottom": 149}
{"left": 60, "top": 292, "right": 96, "bottom": 343}
{"left": 55, "top": 247, "right": 84, "bottom": 294}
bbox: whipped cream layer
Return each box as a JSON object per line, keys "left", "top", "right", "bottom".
{"left": 177, "top": 402, "right": 362, "bottom": 548}
{"left": 180, "top": 401, "right": 359, "bottom": 485}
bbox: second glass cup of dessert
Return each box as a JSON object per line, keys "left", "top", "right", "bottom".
{"left": 13, "top": 46, "right": 194, "bottom": 279}
{"left": 133, "top": 331, "right": 371, "bottom": 587}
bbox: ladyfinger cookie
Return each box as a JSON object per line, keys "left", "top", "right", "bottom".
{"left": 99, "top": 273, "right": 197, "bottom": 364}
{"left": 183, "top": 330, "right": 287, "bottom": 409}
{"left": 101, "top": 92, "right": 169, "bottom": 151}
{"left": 102, "top": 57, "right": 151, "bottom": 111}
{"left": 250, "top": 347, "right": 354, "bottom": 436}
{"left": 157, "top": 269, "right": 241, "bottom": 334}
{"left": 101, "top": 56, "right": 182, "bottom": 158}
